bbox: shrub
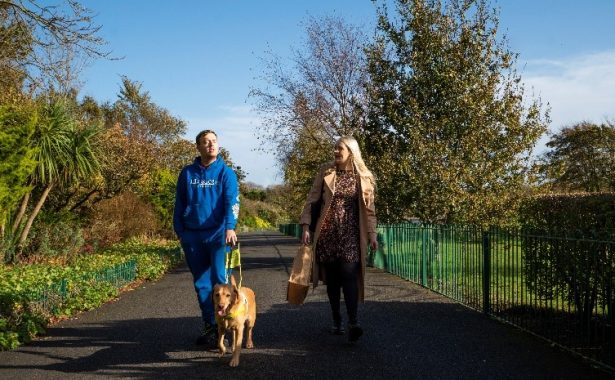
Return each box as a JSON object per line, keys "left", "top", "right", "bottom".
{"left": 238, "top": 197, "right": 288, "bottom": 229}
{"left": 20, "top": 211, "right": 85, "bottom": 262}
{"left": 519, "top": 193, "right": 615, "bottom": 325}
{"left": 519, "top": 192, "right": 615, "bottom": 236}
{"left": 139, "top": 168, "right": 177, "bottom": 234}
{"left": 85, "top": 191, "right": 160, "bottom": 248}
{"left": 0, "top": 238, "right": 182, "bottom": 350}
{"left": 240, "top": 215, "right": 273, "bottom": 230}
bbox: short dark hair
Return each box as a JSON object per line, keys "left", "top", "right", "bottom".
{"left": 195, "top": 129, "right": 217, "bottom": 144}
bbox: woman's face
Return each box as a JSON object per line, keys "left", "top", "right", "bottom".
{"left": 334, "top": 142, "right": 351, "bottom": 167}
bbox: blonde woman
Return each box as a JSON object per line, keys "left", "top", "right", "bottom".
{"left": 299, "top": 136, "right": 378, "bottom": 343}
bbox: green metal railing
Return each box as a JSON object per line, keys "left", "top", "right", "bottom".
{"left": 28, "top": 260, "right": 137, "bottom": 314}
{"left": 279, "top": 222, "right": 615, "bottom": 368}
{"left": 279, "top": 223, "right": 303, "bottom": 239}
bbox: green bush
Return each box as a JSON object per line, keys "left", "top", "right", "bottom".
{"left": 0, "top": 291, "right": 47, "bottom": 349}
{"left": 240, "top": 215, "right": 273, "bottom": 230}
{"left": 103, "top": 238, "right": 182, "bottom": 281}
{"left": 519, "top": 193, "right": 615, "bottom": 325}
{"left": 0, "top": 104, "right": 38, "bottom": 232}
{"left": 238, "top": 197, "right": 288, "bottom": 230}
{"left": 519, "top": 192, "right": 615, "bottom": 236}
{"left": 0, "top": 239, "right": 182, "bottom": 350}
{"left": 22, "top": 211, "right": 85, "bottom": 260}
{"left": 140, "top": 168, "right": 177, "bottom": 233}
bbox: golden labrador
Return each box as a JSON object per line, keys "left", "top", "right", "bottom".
{"left": 213, "top": 276, "right": 256, "bottom": 367}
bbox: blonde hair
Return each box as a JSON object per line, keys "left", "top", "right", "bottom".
{"left": 337, "top": 136, "right": 375, "bottom": 185}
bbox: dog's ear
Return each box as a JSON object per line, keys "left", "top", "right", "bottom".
{"left": 232, "top": 285, "right": 240, "bottom": 303}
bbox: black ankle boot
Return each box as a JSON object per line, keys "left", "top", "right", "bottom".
{"left": 348, "top": 323, "right": 363, "bottom": 343}
{"left": 330, "top": 322, "right": 345, "bottom": 335}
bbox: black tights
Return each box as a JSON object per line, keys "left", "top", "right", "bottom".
{"left": 323, "top": 261, "right": 360, "bottom": 326}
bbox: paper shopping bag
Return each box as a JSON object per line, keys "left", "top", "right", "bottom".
{"left": 287, "top": 244, "right": 313, "bottom": 305}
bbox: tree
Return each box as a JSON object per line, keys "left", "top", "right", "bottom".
{"left": 0, "top": 0, "right": 109, "bottom": 94}
{"left": 0, "top": 3, "right": 32, "bottom": 97}
{"left": 11, "top": 98, "right": 101, "bottom": 255}
{"left": 160, "top": 137, "right": 197, "bottom": 174}
{"left": 110, "top": 76, "right": 186, "bottom": 144}
{"left": 364, "top": 0, "right": 549, "bottom": 225}
{"left": 141, "top": 167, "right": 177, "bottom": 232}
{"left": 536, "top": 122, "right": 615, "bottom": 192}
{"left": 251, "top": 16, "right": 370, "bottom": 218}
{"left": 56, "top": 78, "right": 188, "bottom": 212}
{"left": 0, "top": 104, "right": 37, "bottom": 241}
{"left": 280, "top": 126, "right": 333, "bottom": 219}
{"left": 83, "top": 120, "right": 154, "bottom": 205}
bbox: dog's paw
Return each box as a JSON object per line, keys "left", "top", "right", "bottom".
{"left": 229, "top": 356, "right": 240, "bottom": 367}
{"left": 245, "top": 341, "right": 254, "bottom": 349}
{"left": 217, "top": 348, "right": 226, "bottom": 357}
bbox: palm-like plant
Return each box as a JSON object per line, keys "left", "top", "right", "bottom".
{"left": 13, "top": 99, "right": 101, "bottom": 252}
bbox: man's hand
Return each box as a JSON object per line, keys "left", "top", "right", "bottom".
{"left": 225, "top": 229, "right": 237, "bottom": 246}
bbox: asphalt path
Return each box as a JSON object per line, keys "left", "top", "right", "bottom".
{"left": 0, "top": 231, "right": 611, "bottom": 379}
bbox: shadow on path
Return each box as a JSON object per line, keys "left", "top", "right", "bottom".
{"left": 0, "top": 230, "right": 611, "bottom": 379}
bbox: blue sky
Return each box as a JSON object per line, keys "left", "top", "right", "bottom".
{"left": 78, "top": 0, "right": 615, "bottom": 187}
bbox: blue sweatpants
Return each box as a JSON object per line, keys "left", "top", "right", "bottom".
{"left": 180, "top": 230, "right": 227, "bottom": 325}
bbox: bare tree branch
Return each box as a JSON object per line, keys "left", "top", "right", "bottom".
{"left": 0, "top": 0, "right": 112, "bottom": 94}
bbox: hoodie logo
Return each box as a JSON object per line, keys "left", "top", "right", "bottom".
{"left": 190, "top": 178, "right": 217, "bottom": 188}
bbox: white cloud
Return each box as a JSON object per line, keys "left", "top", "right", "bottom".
{"left": 184, "top": 106, "right": 281, "bottom": 187}
{"left": 522, "top": 50, "right": 615, "bottom": 132}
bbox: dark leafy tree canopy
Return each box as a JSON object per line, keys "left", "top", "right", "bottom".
{"left": 364, "top": 0, "right": 549, "bottom": 225}
{"left": 537, "top": 122, "right": 615, "bottom": 193}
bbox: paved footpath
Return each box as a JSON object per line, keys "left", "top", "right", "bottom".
{"left": 0, "top": 231, "right": 611, "bottom": 379}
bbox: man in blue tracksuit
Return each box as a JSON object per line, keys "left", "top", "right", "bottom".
{"left": 173, "top": 129, "right": 240, "bottom": 346}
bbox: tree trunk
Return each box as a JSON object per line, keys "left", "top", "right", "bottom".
{"left": 54, "top": 188, "right": 78, "bottom": 212}
{"left": 12, "top": 192, "right": 31, "bottom": 234}
{"left": 69, "top": 189, "right": 99, "bottom": 211}
{"left": 18, "top": 183, "right": 53, "bottom": 248}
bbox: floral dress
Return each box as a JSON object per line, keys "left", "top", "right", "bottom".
{"left": 316, "top": 170, "right": 360, "bottom": 264}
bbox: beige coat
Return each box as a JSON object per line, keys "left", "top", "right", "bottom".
{"left": 299, "top": 162, "right": 377, "bottom": 302}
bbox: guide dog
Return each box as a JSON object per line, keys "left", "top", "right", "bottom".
{"left": 212, "top": 275, "right": 256, "bottom": 367}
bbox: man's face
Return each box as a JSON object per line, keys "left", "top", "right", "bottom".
{"left": 197, "top": 132, "right": 219, "bottom": 160}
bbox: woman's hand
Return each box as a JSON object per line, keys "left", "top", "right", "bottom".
{"left": 302, "top": 225, "right": 311, "bottom": 245}
{"left": 368, "top": 233, "right": 378, "bottom": 252}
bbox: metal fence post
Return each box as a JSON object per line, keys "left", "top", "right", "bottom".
{"left": 482, "top": 230, "right": 491, "bottom": 314}
{"left": 60, "top": 279, "right": 68, "bottom": 300}
{"left": 421, "top": 228, "right": 428, "bottom": 287}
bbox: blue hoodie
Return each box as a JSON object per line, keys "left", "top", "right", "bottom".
{"left": 173, "top": 156, "right": 239, "bottom": 241}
